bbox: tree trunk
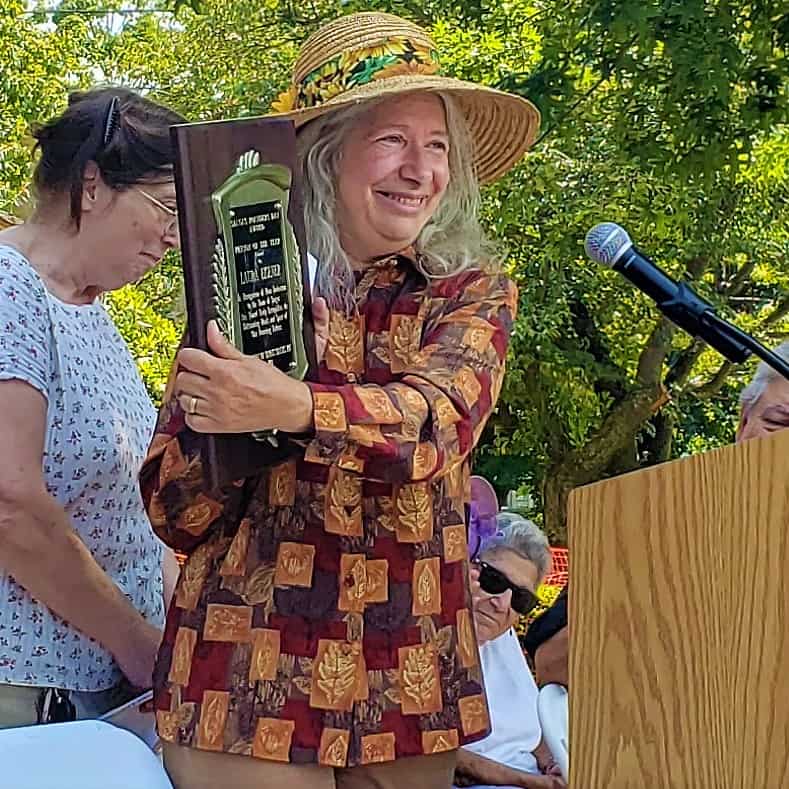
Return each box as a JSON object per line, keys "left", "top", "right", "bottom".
{"left": 542, "top": 382, "right": 667, "bottom": 541}
{"left": 642, "top": 411, "right": 675, "bottom": 466}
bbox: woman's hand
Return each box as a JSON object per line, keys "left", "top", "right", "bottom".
{"left": 534, "top": 737, "right": 563, "bottom": 777}
{"left": 540, "top": 759, "right": 563, "bottom": 777}
{"left": 175, "top": 321, "right": 313, "bottom": 435}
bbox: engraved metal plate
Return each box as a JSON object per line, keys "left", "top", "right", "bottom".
{"left": 210, "top": 150, "right": 307, "bottom": 380}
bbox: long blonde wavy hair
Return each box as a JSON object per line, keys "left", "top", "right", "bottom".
{"left": 296, "top": 91, "right": 500, "bottom": 313}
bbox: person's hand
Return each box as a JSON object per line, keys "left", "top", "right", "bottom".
{"left": 469, "top": 563, "right": 480, "bottom": 591}
{"left": 537, "top": 759, "right": 562, "bottom": 778}
{"left": 175, "top": 321, "right": 313, "bottom": 434}
{"left": 535, "top": 744, "right": 563, "bottom": 777}
{"left": 543, "top": 760, "right": 564, "bottom": 777}
{"left": 114, "top": 620, "right": 162, "bottom": 689}
{"left": 313, "top": 296, "right": 329, "bottom": 363}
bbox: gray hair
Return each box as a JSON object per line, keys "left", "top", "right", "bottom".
{"left": 296, "top": 91, "right": 500, "bottom": 313}
{"left": 480, "top": 512, "right": 553, "bottom": 582}
{"left": 739, "top": 340, "right": 789, "bottom": 412}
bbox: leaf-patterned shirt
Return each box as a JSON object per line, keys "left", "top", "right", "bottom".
{"left": 141, "top": 251, "right": 517, "bottom": 766}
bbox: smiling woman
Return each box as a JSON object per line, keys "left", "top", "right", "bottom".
{"left": 296, "top": 89, "right": 491, "bottom": 314}
{"left": 140, "top": 12, "right": 541, "bottom": 789}
{"left": 336, "top": 95, "right": 451, "bottom": 263}
{"left": 0, "top": 88, "right": 186, "bottom": 730}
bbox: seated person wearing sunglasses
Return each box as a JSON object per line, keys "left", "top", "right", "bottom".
{"left": 457, "top": 514, "right": 565, "bottom": 789}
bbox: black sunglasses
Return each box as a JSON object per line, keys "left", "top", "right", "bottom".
{"left": 476, "top": 561, "right": 540, "bottom": 615}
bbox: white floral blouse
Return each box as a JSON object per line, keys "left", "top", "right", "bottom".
{"left": 0, "top": 245, "right": 164, "bottom": 691}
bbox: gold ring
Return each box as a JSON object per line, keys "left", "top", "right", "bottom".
{"left": 188, "top": 395, "right": 198, "bottom": 415}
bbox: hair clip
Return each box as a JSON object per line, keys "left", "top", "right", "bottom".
{"left": 102, "top": 96, "right": 121, "bottom": 147}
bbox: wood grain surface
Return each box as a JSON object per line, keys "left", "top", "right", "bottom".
{"left": 568, "top": 429, "right": 789, "bottom": 788}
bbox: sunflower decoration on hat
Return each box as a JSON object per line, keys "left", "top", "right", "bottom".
{"left": 267, "top": 11, "right": 541, "bottom": 184}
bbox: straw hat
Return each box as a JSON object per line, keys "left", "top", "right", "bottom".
{"left": 267, "top": 12, "right": 540, "bottom": 184}
{"left": 0, "top": 212, "right": 21, "bottom": 230}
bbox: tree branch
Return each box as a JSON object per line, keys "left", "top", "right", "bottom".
{"left": 566, "top": 298, "right": 628, "bottom": 397}
{"left": 666, "top": 338, "right": 706, "bottom": 389}
{"left": 764, "top": 293, "right": 789, "bottom": 327}
{"left": 692, "top": 360, "right": 735, "bottom": 399}
{"left": 635, "top": 316, "right": 676, "bottom": 385}
{"left": 723, "top": 258, "right": 757, "bottom": 297}
{"left": 542, "top": 381, "right": 669, "bottom": 539}
{"left": 571, "top": 385, "right": 668, "bottom": 476}
{"left": 640, "top": 411, "right": 675, "bottom": 466}
{"left": 636, "top": 256, "right": 709, "bottom": 386}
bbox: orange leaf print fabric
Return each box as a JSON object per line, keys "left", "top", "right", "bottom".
{"left": 139, "top": 252, "right": 516, "bottom": 767}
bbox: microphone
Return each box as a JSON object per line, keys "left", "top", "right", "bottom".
{"left": 584, "top": 223, "right": 789, "bottom": 381}
{"left": 584, "top": 222, "right": 751, "bottom": 363}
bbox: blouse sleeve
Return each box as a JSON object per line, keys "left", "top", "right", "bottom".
{"left": 139, "top": 269, "right": 517, "bottom": 548}
{"left": 0, "top": 250, "right": 52, "bottom": 398}
{"left": 303, "top": 270, "right": 517, "bottom": 484}
{"left": 139, "top": 337, "right": 246, "bottom": 554}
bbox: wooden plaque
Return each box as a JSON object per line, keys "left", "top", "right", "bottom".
{"left": 171, "top": 117, "right": 316, "bottom": 490}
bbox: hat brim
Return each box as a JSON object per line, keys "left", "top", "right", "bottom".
{"left": 265, "top": 74, "right": 540, "bottom": 184}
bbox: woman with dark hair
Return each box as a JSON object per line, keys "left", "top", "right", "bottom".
{"left": 0, "top": 87, "right": 186, "bottom": 727}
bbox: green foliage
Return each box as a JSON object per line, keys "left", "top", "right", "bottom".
{"left": 104, "top": 258, "right": 182, "bottom": 400}
{"left": 0, "top": 0, "right": 91, "bottom": 210}
{"left": 474, "top": 0, "right": 789, "bottom": 534}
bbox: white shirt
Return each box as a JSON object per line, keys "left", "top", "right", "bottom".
{"left": 464, "top": 627, "right": 542, "bottom": 775}
{"left": 307, "top": 252, "right": 318, "bottom": 294}
{"left": 0, "top": 246, "right": 164, "bottom": 691}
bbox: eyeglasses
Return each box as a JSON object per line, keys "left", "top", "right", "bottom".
{"left": 135, "top": 188, "right": 178, "bottom": 236}
{"left": 476, "top": 561, "right": 540, "bottom": 615}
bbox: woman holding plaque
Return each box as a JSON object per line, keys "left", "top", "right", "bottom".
{"left": 0, "top": 87, "right": 184, "bottom": 727}
{"left": 142, "top": 11, "right": 540, "bottom": 789}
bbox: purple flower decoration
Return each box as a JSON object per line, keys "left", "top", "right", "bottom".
{"left": 468, "top": 500, "right": 499, "bottom": 559}
{"left": 468, "top": 475, "right": 500, "bottom": 559}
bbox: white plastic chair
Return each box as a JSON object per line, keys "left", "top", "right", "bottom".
{"left": 0, "top": 719, "right": 173, "bottom": 789}
{"left": 537, "top": 683, "right": 569, "bottom": 781}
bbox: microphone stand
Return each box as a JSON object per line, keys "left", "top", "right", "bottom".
{"left": 657, "top": 282, "right": 789, "bottom": 382}
{"left": 702, "top": 311, "right": 789, "bottom": 382}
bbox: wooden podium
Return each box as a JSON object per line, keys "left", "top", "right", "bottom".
{"left": 567, "top": 429, "right": 789, "bottom": 788}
